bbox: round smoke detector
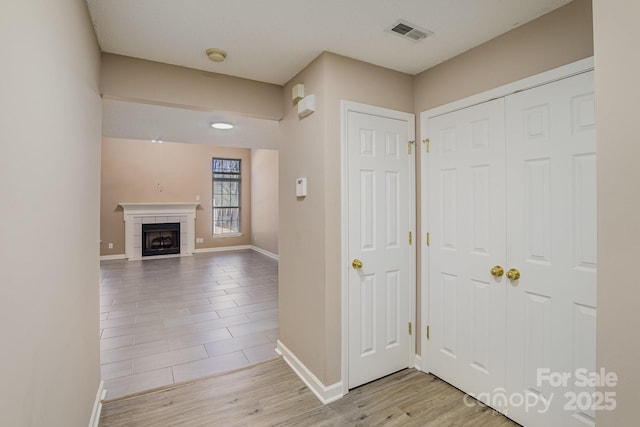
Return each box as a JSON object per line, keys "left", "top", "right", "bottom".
{"left": 206, "top": 48, "right": 227, "bottom": 63}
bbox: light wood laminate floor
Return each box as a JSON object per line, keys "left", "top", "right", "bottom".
{"left": 100, "top": 357, "right": 519, "bottom": 426}
{"left": 100, "top": 250, "right": 279, "bottom": 399}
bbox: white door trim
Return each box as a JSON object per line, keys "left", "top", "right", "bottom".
{"left": 420, "top": 57, "right": 594, "bottom": 374}
{"left": 341, "top": 100, "right": 416, "bottom": 395}
{"left": 420, "top": 57, "right": 594, "bottom": 121}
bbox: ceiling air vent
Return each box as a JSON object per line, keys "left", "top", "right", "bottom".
{"left": 386, "top": 19, "right": 433, "bottom": 42}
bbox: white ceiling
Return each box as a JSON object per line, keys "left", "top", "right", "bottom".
{"left": 88, "top": 0, "right": 573, "bottom": 147}
{"left": 102, "top": 100, "right": 279, "bottom": 149}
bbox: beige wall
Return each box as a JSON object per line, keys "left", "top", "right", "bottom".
{"left": 101, "top": 138, "right": 252, "bottom": 256}
{"left": 0, "top": 0, "right": 102, "bottom": 425}
{"left": 279, "top": 54, "right": 329, "bottom": 381}
{"left": 278, "top": 52, "right": 414, "bottom": 385}
{"left": 414, "top": 0, "right": 594, "bottom": 112}
{"left": 251, "top": 149, "right": 279, "bottom": 255}
{"left": 101, "top": 53, "right": 284, "bottom": 120}
{"left": 593, "top": 0, "right": 640, "bottom": 424}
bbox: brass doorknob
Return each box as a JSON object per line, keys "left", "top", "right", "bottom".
{"left": 490, "top": 266, "right": 504, "bottom": 277}
{"left": 506, "top": 268, "right": 521, "bottom": 280}
{"left": 352, "top": 259, "right": 363, "bottom": 269}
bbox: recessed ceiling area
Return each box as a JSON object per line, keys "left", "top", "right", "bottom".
{"left": 102, "top": 99, "right": 278, "bottom": 150}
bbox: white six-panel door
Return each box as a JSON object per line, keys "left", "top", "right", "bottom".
{"left": 346, "top": 109, "right": 414, "bottom": 389}
{"left": 505, "top": 71, "right": 596, "bottom": 427}
{"left": 424, "top": 70, "right": 596, "bottom": 426}
{"left": 426, "top": 98, "right": 508, "bottom": 408}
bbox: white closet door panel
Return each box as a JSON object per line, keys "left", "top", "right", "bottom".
{"left": 505, "top": 71, "right": 596, "bottom": 427}
{"left": 427, "top": 98, "right": 507, "bottom": 403}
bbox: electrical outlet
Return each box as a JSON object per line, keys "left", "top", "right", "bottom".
{"left": 108, "top": 243, "right": 113, "bottom": 249}
{"left": 196, "top": 237, "right": 204, "bottom": 243}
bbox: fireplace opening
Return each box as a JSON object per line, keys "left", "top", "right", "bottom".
{"left": 142, "top": 223, "right": 180, "bottom": 257}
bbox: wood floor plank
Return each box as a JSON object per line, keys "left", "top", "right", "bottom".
{"left": 100, "top": 358, "right": 519, "bottom": 426}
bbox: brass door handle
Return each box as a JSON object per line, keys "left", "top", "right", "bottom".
{"left": 506, "top": 268, "right": 521, "bottom": 280}
{"left": 352, "top": 259, "right": 363, "bottom": 269}
{"left": 490, "top": 266, "right": 504, "bottom": 277}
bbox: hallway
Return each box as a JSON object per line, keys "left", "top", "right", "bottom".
{"left": 99, "top": 250, "right": 278, "bottom": 398}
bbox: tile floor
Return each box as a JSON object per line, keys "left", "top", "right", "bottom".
{"left": 99, "top": 249, "right": 279, "bottom": 399}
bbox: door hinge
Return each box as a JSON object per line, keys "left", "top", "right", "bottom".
{"left": 408, "top": 322, "right": 412, "bottom": 335}
{"left": 408, "top": 231, "right": 412, "bottom": 245}
{"left": 426, "top": 232, "right": 430, "bottom": 246}
{"left": 408, "top": 140, "right": 415, "bottom": 154}
{"left": 426, "top": 325, "right": 430, "bottom": 340}
{"left": 423, "top": 138, "right": 430, "bottom": 153}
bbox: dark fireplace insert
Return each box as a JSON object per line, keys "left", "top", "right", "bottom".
{"left": 142, "top": 223, "right": 180, "bottom": 257}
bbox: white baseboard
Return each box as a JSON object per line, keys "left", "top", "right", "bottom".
{"left": 414, "top": 354, "right": 423, "bottom": 371}
{"left": 88, "top": 380, "right": 106, "bottom": 427}
{"left": 194, "top": 245, "right": 252, "bottom": 253}
{"left": 99, "top": 254, "right": 126, "bottom": 261}
{"left": 276, "top": 340, "right": 343, "bottom": 404}
{"left": 194, "top": 244, "right": 279, "bottom": 261}
{"left": 251, "top": 245, "right": 279, "bottom": 260}
{"left": 106, "top": 246, "right": 278, "bottom": 260}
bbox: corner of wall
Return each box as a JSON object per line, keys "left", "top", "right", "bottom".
{"left": 276, "top": 340, "right": 343, "bottom": 404}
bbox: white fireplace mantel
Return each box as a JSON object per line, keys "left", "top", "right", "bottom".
{"left": 119, "top": 202, "right": 200, "bottom": 216}
{"left": 119, "top": 202, "right": 200, "bottom": 260}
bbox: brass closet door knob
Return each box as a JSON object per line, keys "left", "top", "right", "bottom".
{"left": 506, "top": 268, "right": 521, "bottom": 280}
{"left": 352, "top": 259, "right": 363, "bottom": 269}
{"left": 490, "top": 266, "right": 504, "bottom": 277}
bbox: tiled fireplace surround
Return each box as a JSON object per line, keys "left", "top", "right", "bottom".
{"left": 119, "top": 202, "right": 199, "bottom": 260}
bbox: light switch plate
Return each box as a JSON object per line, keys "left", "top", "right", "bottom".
{"left": 296, "top": 177, "right": 307, "bottom": 197}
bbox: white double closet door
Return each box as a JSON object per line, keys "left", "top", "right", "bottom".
{"left": 426, "top": 71, "right": 596, "bottom": 427}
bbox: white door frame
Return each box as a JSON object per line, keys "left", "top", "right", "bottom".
{"left": 341, "top": 101, "right": 416, "bottom": 395}
{"left": 419, "top": 57, "right": 595, "bottom": 374}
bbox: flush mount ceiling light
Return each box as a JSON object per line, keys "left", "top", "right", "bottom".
{"left": 152, "top": 139, "right": 163, "bottom": 144}
{"left": 211, "top": 122, "right": 234, "bottom": 130}
{"left": 206, "top": 48, "right": 227, "bottom": 63}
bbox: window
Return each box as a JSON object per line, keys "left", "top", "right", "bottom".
{"left": 212, "top": 158, "right": 241, "bottom": 235}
